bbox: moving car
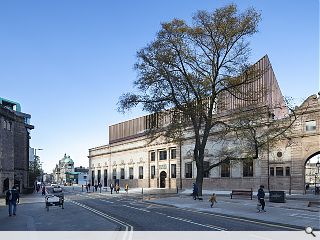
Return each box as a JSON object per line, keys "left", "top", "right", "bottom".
{"left": 53, "top": 185, "right": 62, "bottom": 193}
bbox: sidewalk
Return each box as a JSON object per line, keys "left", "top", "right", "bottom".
{"left": 144, "top": 189, "right": 320, "bottom": 230}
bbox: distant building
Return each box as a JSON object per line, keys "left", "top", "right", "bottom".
{"left": 53, "top": 155, "right": 88, "bottom": 185}
{"left": 53, "top": 154, "right": 75, "bottom": 184}
{"left": 66, "top": 166, "right": 89, "bottom": 185}
{"left": 0, "top": 98, "right": 34, "bottom": 194}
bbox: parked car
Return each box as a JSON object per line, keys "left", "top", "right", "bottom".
{"left": 53, "top": 185, "right": 62, "bottom": 193}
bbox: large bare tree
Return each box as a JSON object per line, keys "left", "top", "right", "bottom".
{"left": 118, "top": 4, "right": 296, "bottom": 194}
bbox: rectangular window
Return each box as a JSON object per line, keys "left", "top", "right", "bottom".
{"left": 104, "top": 169, "right": 108, "bottom": 187}
{"left": 285, "top": 167, "right": 290, "bottom": 176}
{"left": 171, "top": 164, "right": 176, "bottom": 178}
{"left": 305, "top": 120, "right": 316, "bottom": 132}
{"left": 203, "top": 161, "right": 210, "bottom": 178}
{"left": 139, "top": 166, "right": 143, "bottom": 179}
{"left": 276, "top": 167, "right": 283, "bottom": 176}
{"left": 120, "top": 168, "right": 125, "bottom": 179}
{"left": 159, "top": 150, "right": 167, "bottom": 160}
{"left": 129, "top": 167, "right": 133, "bottom": 179}
{"left": 221, "top": 161, "right": 230, "bottom": 177}
{"left": 112, "top": 169, "right": 117, "bottom": 179}
{"left": 185, "top": 163, "right": 192, "bottom": 178}
{"left": 150, "top": 151, "right": 155, "bottom": 161}
{"left": 270, "top": 167, "right": 274, "bottom": 176}
{"left": 151, "top": 166, "right": 155, "bottom": 179}
{"left": 243, "top": 160, "right": 253, "bottom": 177}
{"left": 97, "top": 170, "right": 101, "bottom": 184}
{"left": 170, "top": 148, "right": 176, "bottom": 159}
{"left": 91, "top": 170, "right": 95, "bottom": 185}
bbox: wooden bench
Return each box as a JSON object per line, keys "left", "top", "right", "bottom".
{"left": 307, "top": 201, "right": 320, "bottom": 207}
{"left": 230, "top": 189, "right": 253, "bottom": 200}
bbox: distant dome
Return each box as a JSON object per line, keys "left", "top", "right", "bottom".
{"left": 60, "top": 153, "right": 74, "bottom": 164}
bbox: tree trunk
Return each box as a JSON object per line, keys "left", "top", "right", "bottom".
{"left": 195, "top": 150, "right": 205, "bottom": 196}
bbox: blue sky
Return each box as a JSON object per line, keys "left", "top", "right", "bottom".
{"left": 0, "top": 0, "right": 318, "bottom": 172}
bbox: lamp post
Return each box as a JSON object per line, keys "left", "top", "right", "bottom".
{"left": 34, "top": 148, "right": 43, "bottom": 184}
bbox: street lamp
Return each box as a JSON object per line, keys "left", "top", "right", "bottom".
{"left": 34, "top": 148, "right": 43, "bottom": 184}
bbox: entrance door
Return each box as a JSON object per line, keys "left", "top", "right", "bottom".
{"left": 305, "top": 152, "right": 320, "bottom": 194}
{"left": 160, "top": 171, "right": 167, "bottom": 188}
{"left": 3, "top": 178, "right": 9, "bottom": 193}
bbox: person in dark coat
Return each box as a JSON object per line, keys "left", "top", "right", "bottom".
{"left": 6, "top": 186, "right": 20, "bottom": 217}
{"left": 109, "top": 183, "right": 114, "bottom": 194}
{"left": 41, "top": 185, "right": 46, "bottom": 196}
{"left": 257, "top": 185, "right": 266, "bottom": 212}
{"left": 192, "top": 183, "right": 199, "bottom": 200}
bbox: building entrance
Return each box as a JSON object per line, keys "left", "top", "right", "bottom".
{"left": 304, "top": 152, "right": 320, "bottom": 195}
{"left": 3, "top": 178, "right": 9, "bottom": 193}
{"left": 160, "top": 171, "right": 167, "bottom": 188}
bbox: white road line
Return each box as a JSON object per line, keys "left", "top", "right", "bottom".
{"left": 123, "top": 205, "right": 151, "bottom": 213}
{"left": 70, "top": 200, "right": 133, "bottom": 232}
{"left": 166, "top": 215, "right": 226, "bottom": 231}
{"left": 155, "top": 211, "right": 167, "bottom": 216}
{"left": 180, "top": 208, "right": 301, "bottom": 230}
{"left": 99, "top": 199, "right": 114, "bottom": 204}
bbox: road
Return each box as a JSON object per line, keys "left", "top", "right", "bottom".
{"left": 61, "top": 187, "right": 303, "bottom": 231}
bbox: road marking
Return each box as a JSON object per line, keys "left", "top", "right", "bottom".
{"left": 166, "top": 215, "right": 226, "bottom": 230}
{"left": 99, "top": 199, "right": 114, "bottom": 204}
{"left": 70, "top": 200, "right": 134, "bottom": 233}
{"left": 180, "top": 208, "right": 302, "bottom": 230}
{"left": 123, "top": 205, "right": 151, "bottom": 213}
{"left": 155, "top": 211, "right": 167, "bottom": 216}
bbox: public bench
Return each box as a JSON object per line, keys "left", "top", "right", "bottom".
{"left": 230, "top": 189, "right": 253, "bottom": 200}
{"left": 307, "top": 201, "right": 320, "bottom": 207}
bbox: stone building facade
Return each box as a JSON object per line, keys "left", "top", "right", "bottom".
{"left": 0, "top": 98, "right": 34, "bottom": 195}
{"left": 88, "top": 56, "right": 320, "bottom": 193}
{"left": 53, "top": 154, "right": 75, "bottom": 184}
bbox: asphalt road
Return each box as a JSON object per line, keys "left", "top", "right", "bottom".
{"left": 61, "top": 187, "right": 303, "bottom": 231}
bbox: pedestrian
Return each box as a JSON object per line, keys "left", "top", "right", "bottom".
{"left": 88, "top": 183, "right": 91, "bottom": 190}
{"left": 209, "top": 193, "right": 217, "bottom": 208}
{"left": 41, "top": 185, "right": 46, "bottom": 196}
{"left": 85, "top": 185, "right": 88, "bottom": 192}
{"left": 125, "top": 184, "right": 129, "bottom": 194}
{"left": 36, "top": 185, "right": 40, "bottom": 193}
{"left": 110, "top": 183, "right": 114, "bottom": 194}
{"left": 94, "top": 184, "right": 98, "bottom": 192}
{"left": 192, "top": 183, "right": 199, "bottom": 200}
{"left": 115, "top": 184, "right": 120, "bottom": 193}
{"left": 82, "top": 185, "right": 84, "bottom": 192}
{"left": 257, "top": 185, "right": 266, "bottom": 212}
{"left": 98, "top": 183, "right": 102, "bottom": 193}
{"left": 6, "top": 186, "right": 20, "bottom": 217}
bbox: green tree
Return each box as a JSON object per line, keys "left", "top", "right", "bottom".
{"left": 29, "top": 155, "right": 42, "bottom": 186}
{"left": 118, "top": 4, "right": 296, "bottom": 194}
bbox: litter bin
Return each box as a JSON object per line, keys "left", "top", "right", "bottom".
{"left": 269, "top": 191, "right": 286, "bottom": 203}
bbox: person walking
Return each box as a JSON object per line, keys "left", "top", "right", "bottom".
{"left": 6, "top": 186, "right": 20, "bottom": 217}
{"left": 98, "top": 182, "right": 102, "bottom": 193}
{"left": 110, "top": 183, "right": 114, "bottom": 194}
{"left": 192, "top": 183, "right": 199, "bottom": 200}
{"left": 41, "top": 185, "right": 46, "bottom": 196}
{"left": 115, "top": 184, "right": 120, "bottom": 194}
{"left": 209, "top": 193, "right": 217, "bottom": 208}
{"left": 257, "top": 185, "right": 266, "bottom": 212}
{"left": 125, "top": 184, "right": 129, "bottom": 194}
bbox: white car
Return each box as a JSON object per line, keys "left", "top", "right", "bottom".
{"left": 53, "top": 185, "right": 62, "bottom": 193}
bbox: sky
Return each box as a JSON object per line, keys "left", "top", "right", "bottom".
{"left": 0, "top": 0, "right": 318, "bottom": 173}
